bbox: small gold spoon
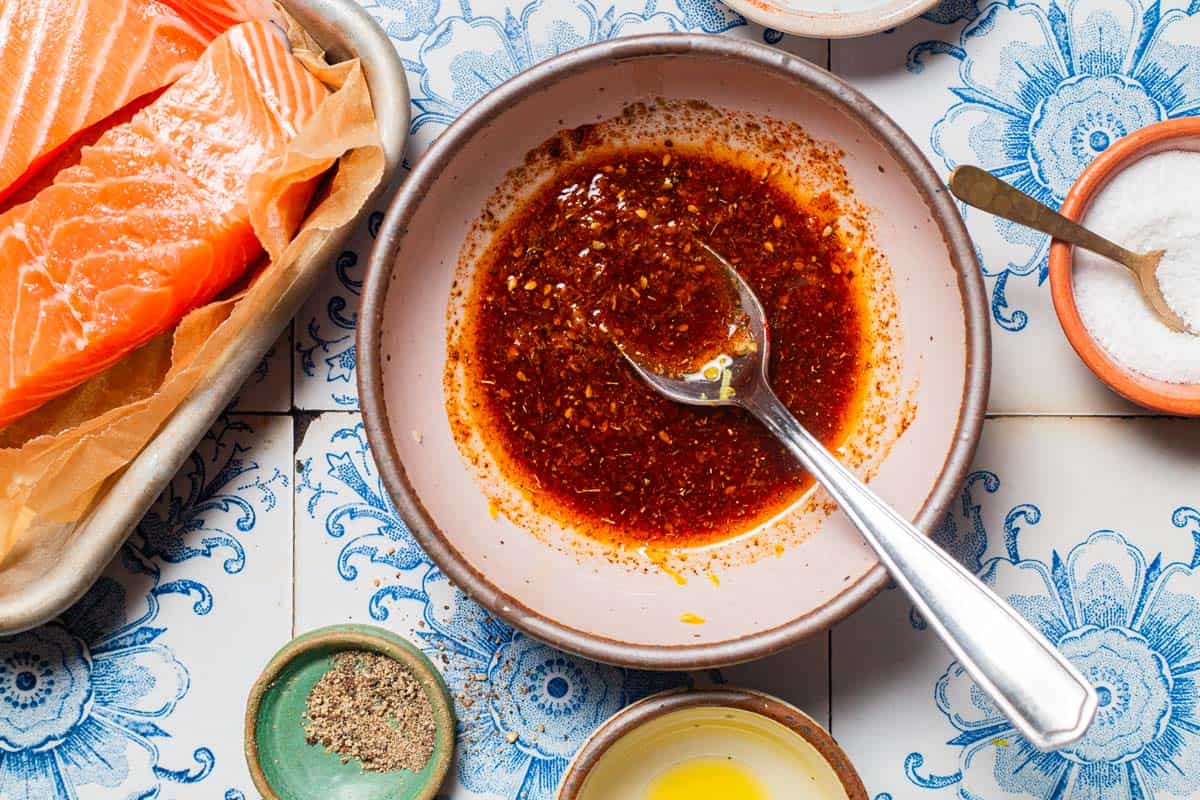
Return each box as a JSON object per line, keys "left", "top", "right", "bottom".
{"left": 949, "top": 165, "right": 1188, "bottom": 332}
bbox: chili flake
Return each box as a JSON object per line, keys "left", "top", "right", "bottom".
{"left": 460, "top": 148, "right": 865, "bottom": 547}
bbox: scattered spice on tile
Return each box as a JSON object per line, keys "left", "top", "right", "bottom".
{"left": 302, "top": 650, "right": 435, "bottom": 772}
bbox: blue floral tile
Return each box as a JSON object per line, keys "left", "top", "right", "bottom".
{"left": 293, "top": 209, "right": 380, "bottom": 410}
{"left": 832, "top": 416, "right": 1200, "bottom": 799}
{"left": 832, "top": 0, "right": 1200, "bottom": 413}
{"left": 293, "top": 410, "right": 834, "bottom": 799}
{"left": 293, "top": 411, "right": 679, "bottom": 798}
{"left": 293, "top": 0, "right": 828, "bottom": 410}
{"left": 0, "top": 414, "right": 293, "bottom": 800}
{"left": 0, "top": 557, "right": 197, "bottom": 800}
{"left": 48, "top": 0, "right": 1200, "bottom": 796}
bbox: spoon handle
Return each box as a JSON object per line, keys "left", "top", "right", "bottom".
{"left": 742, "top": 386, "right": 1097, "bottom": 752}
{"left": 949, "top": 165, "right": 1140, "bottom": 268}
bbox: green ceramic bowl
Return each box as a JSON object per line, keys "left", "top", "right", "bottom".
{"left": 245, "top": 624, "right": 455, "bottom": 800}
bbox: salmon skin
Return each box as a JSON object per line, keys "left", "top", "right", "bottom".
{"left": 0, "top": 20, "right": 328, "bottom": 428}
{"left": 0, "top": 0, "right": 272, "bottom": 207}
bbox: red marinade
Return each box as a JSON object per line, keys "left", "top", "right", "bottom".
{"left": 461, "top": 147, "right": 866, "bottom": 547}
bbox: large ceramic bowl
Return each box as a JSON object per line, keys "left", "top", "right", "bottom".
{"left": 360, "top": 35, "right": 988, "bottom": 669}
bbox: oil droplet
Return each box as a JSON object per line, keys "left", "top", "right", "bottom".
{"left": 646, "top": 550, "right": 687, "bottom": 585}
{"left": 707, "top": 573, "right": 721, "bottom": 587}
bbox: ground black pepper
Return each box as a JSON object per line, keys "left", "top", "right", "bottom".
{"left": 302, "top": 650, "right": 435, "bottom": 772}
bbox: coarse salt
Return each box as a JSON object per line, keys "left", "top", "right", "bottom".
{"left": 1074, "top": 150, "right": 1200, "bottom": 383}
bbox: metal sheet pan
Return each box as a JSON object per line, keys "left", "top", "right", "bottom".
{"left": 0, "top": 0, "right": 409, "bottom": 634}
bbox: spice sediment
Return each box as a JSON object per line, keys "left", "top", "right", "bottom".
{"left": 302, "top": 650, "right": 436, "bottom": 773}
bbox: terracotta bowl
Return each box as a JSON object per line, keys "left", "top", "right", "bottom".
{"left": 359, "top": 34, "right": 988, "bottom": 669}
{"left": 556, "top": 688, "right": 868, "bottom": 800}
{"left": 721, "top": 0, "right": 938, "bottom": 38}
{"left": 1049, "top": 118, "right": 1200, "bottom": 415}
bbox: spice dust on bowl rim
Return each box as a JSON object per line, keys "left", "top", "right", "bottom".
{"left": 358, "top": 34, "right": 989, "bottom": 670}
{"left": 244, "top": 625, "right": 455, "bottom": 800}
{"left": 556, "top": 688, "right": 868, "bottom": 800}
{"left": 1050, "top": 117, "right": 1200, "bottom": 415}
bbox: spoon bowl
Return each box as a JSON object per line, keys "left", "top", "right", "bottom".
{"left": 619, "top": 243, "right": 767, "bottom": 409}
{"left": 622, "top": 243, "right": 1097, "bottom": 752}
{"left": 1126, "top": 248, "right": 1179, "bottom": 331}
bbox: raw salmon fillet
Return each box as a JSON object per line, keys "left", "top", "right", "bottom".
{"left": 0, "top": 21, "right": 328, "bottom": 427}
{"left": 0, "top": 90, "right": 165, "bottom": 216}
{"left": 0, "top": 0, "right": 251, "bottom": 205}
{"left": 161, "top": 0, "right": 282, "bottom": 37}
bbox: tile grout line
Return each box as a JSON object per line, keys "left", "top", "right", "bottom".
{"left": 827, "top": 629, "right": 834, "bottom": 734}
{"left": 288, "top": 318, "right": 296, "bottom": 413}
{"left": 290, "top": 412, "right": 297, "bottom": 638}
{"left": 289, "top": 318, "right": 297, "bottom": 639}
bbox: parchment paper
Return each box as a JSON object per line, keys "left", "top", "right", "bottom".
{"left": 0, "top": 12, "right": 384, "bottom": 565}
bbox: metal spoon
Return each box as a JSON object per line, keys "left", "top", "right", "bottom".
{"left": 949, "top": 165, "right": 1188, "bottom": 332}
{"left": 620, "top": 241, "right": 1097, "bottom": 751}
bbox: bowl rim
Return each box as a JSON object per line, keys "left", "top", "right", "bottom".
{"left": 554, "top": 687, "right": 869, "bottom": 800}
{"left": 358, "top": 33, "right": 990, "bottom": 670}
{"left": 720, "top": 0, "right": 940, "bottom": 39}
{"left": 1049, "top": 118, "right": 1200, "bottom": 415}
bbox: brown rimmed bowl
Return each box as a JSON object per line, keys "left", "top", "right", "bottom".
{"left": 359, "top": 34, "right": 989, "bottom": 670}
{"left": 1049, "top": 118, "right": 1200, "bottom": 415}
{"left": 556, "top": 688, "right": 868, "bottom": 800}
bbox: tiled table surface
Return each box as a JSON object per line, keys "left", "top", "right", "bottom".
{"left": 16, "top": 1, "right": 1200, "bottom": 798}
